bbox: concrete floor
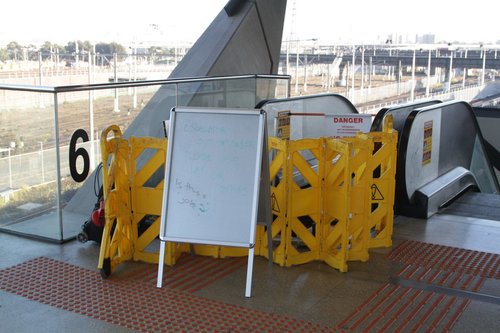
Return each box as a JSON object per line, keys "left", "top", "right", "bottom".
{"left": 0, "top": 212, "right": 499, "bottom": 332}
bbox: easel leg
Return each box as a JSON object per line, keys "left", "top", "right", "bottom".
{"left": 245, "top": 247, "right": 255, "bottom": 298}
{"left": 157, "top": 241, "right": 166, "bottom": 288}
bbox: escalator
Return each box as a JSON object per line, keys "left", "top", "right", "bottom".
{"left": 373, "top": 100, "right": 500, "bottom": 219}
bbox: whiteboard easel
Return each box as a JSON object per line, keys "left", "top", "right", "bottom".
{"left": 156, "top": 107, "right": 269, "bottom": 297}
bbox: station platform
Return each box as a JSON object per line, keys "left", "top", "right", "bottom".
{"left": 1, "top": 213, "right": 499, "bottom": 332}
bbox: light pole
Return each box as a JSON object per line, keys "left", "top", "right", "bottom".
{"left": 38, "top": 51, "right": 45, "bottom": 108}
{"left": 447, "top": 45, "right": 454, "bottom": 92}
{"left": 463, "top": 48, "right": 468, "bottom": 89}
{"left": 303, "top": 54, "right": 308, "bottom": 92}
{"left": 410, "top": 48, "right": 416, "bottom": 101}
{"left": 351, "top": 45, "right": 355, "bottom": 99}
{"left": 283, "top": 38, "right": 317, "bottom": 94}
{"left": 113, "top": 53, "right": 120, "bottom": 112}
{"left": 88, "top": 47, "right": 96, "bottom": 171}
{"left": 481, "top": 47, "right": 487, "bottom": 87}
{"left": 295, "top": 40, "right": 299, "bottom": 93}
{"left": 285, "top": 41, "right": 289, "bottom": 75}
{"left": 368, "top": 56, "right": 373, "bottom": 91}
{"left": 133, "top": 45, "right": 138, "bottom": 109}
{"left": 426, "top": 48, "right": 431, "bottom": 97}
{"left": 361, "top": 46, "right": 365, "bottom": 96}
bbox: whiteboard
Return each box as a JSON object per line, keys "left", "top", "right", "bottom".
{"left": 159, "top": 107, "right": 266, "bottom": 247}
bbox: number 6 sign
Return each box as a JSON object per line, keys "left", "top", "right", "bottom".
{"left": 69, "top": 129, "right": 90, "bottom": 183}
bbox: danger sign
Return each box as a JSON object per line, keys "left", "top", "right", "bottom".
{"left": 326, "top": 114, "right": 372, "bottom": 138}
{"left": 276, "top": 111, "right": 291, "bottom": 140}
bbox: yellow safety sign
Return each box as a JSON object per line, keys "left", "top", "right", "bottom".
{"left": 276, "top": 111, "right": 291, "bottom": 140}
{"left": 422, "top": 120, "right": 433, "bottom": 166}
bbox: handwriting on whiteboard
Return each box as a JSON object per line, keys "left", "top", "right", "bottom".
{"left": 174, "top": 178, "right": 209, "bottom": 216}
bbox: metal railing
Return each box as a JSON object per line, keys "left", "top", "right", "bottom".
{"left": 0, "top": 74, "right": 290, "bottom": 242}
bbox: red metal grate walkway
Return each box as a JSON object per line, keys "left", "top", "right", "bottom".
{"left": 0, "top": 256, "right": 332, "bottom": 332}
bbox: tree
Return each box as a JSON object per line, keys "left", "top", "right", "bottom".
{"left": 38, "top": 41, "right": 64, "bottom": 60}
{"left": 83, "top": 42, "right": 126, "bottom": 56}
{"left": 109, "top": 42, "right": 126, "bottom": 55}
{"left": 0, "top": 40, "right": 128, "bottom": 64}
{"left": 64, "top": 41, "right": 77, "bottom": 54}
{"left": 6, "top": 41, "right": 22, "bottom": 60}
{"left": 26, "top": 44, "right": 38, "bottom": 61}
{"left": 0, "top": 48, "right": 8, "bottom": 62}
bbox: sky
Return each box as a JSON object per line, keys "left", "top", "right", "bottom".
{"left": 0, "top": 0, "right": 499, "bottom": 47}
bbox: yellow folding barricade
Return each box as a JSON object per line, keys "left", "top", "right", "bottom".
{"left": 321, "top": 139, "right": 350, "bottom": 272}
{"left": 366, "top": 116, "right": 398, "bottom": 249}
{"left": 98, "top": 126, "right": 134, "bottom": 277}
{"left": 338, "top": 135, "right": 373, "bottom": 263}
{"left": 129, "top": 136, "right": 172, "bottom": 264}
{"left": 97, "top": 117, "right": 397, "bottom": 276}
{"left": 257, "top": 137, "right": 288, "bottom": 264}
{"left": 283, "top": 139, "right": 323, "bottom": 266}
{"left": 261, "top": 134, "right": 374, "bottom": 271}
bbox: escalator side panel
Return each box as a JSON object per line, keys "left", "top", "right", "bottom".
{"left": 396, "top": 101, "right": 499, "bottom": 218}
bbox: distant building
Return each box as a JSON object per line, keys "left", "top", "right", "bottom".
{"left": 385, "top": 33, "right": 405, "bottom": 45}
{"left": 417, "top": 34, "right": 436, "bottom": 44}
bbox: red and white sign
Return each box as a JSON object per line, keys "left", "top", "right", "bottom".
{"left": 326, "top": 114, "right": 372, "bottom": 138}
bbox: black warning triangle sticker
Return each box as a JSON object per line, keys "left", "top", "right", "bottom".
{"left": 271, "top": 192, "right": 280, "bottom": 213}
{"left": 371, "top": 184, "right": 384, "bottom": 200}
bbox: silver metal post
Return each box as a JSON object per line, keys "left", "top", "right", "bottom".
{"left": 8, "top": 148, "right": 12, "bottom": 189}
{"left": 463, "top": 48, "right": 467, "bottom": 89}
{"left": 53, "top": 93, "right": 64, "bottom": 241}
{"left": 114, "top": 53, "right": 120, "bottom": 112}
{"left": 369, "top": 56, "right": 372, "bottom": 90}
{"left": 351, "top": 46, "right": 355, "bottom": 98}
{"left": 481, "top": 49, "right": 487, "bottom": 86}
{"left": 448, "top": 50, "right": 454, "bottom": 92}
{"left": 411, "top": 49, "right": 416, "bottom": 101}
{"left": 295, "top": 41, "right": 299, "bottom": 94}
{"left": 133, "top": 47, "right": 137, "bottom": 109}
{"left": 361, "top": 47, "right": 365, "bottom": 95}
{"left": 285, "top": 41, "right": 289, "bottom": 75}
{"left": 39, "top": 142, "right": 45, "bottom": 183}
{"left": 89, "top": 49, "right": 95, "bottom": 170}
{"left": 39, "top": 51, "right": 44, "bottom": 108}
{"left": 303, "top": 54, "right": 308, "bottom": 92}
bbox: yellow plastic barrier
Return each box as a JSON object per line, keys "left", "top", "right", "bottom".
{"left": 257, "top": 137, "right": 288, "bottom": 264}
{"left": 321, "top": 139, "right": 351, "bottom": 272}
{"left": 98, "top": 116, "right": 397, "bottom": 276}
{"left": 129, "top": 136, "right": 168, "bottom": 264}
{"left": 340, "top": 134, "right": 373, "bottom": 263}
{"left": 256, "top": 116, "right": 397, "bottom": 271}
{"left": 98, "top": 126, "right": 134, "bottom": 277}
{"left": 366, "top": 116, "right": 397, "bottom": 249}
